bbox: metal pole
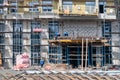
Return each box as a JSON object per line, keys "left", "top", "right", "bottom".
{"left": 85, "top": 38, "right": 88, "bottom": 71}
{"left": 66, "top": 46, "right": 69, "bottom": 65}
{"left": 91, "top": 41, "right": 93, "bottom": 66}
{"left": 77, "top": 46, "right": 80, "bottom": 67}
{"left": 81, "top": 38, "right": 84, "bottom": 70}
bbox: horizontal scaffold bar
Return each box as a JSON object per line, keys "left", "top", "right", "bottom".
{"left": 48, "top": 36, "right": 108, "bottom": 46}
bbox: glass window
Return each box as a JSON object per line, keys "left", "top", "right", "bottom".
{"left": 49, "top": 46, "right": 57, "bottom": 53}
{"left": 13, "top": 21, "right": 22, "bottom": 32}
{"left": 104, "top": 35, "right": 111, "bottom": 38}
{"left": 42, "top": 0, "right": 52, "bottom": 4}
{"left": 31, "top": 53, "right": 40, "bottom": 65}
{"left": 0, "top": 9, "right": 3, "bottom": 14}
{"left": 0, "top": 45, "right": 4, "bottom": 53}
{"left": 42, "top": 6, "right": 52, "bottom": 12}
{"left": 10, "top": 8, "right": 17, "bottom": 13}
{"left": 86, "top": 2, "right": 95, "bottom": 6}
{"left": 13, "top": 45, "right": 22, "bottom": 52}
{"left": 0, "top": 0, "right": 3, "bottom": 4}
{"left": 0, "top": 34, "right": 4, "bottom": 43}
{"left": 48, "top": 21, "right": 60, "bottom": 63}
{"left": 102, "top": 21, "right": 111, "bottom": 39}
{"left": 13, "top": 21, "right": 23, "bottom": 52}
{"left": 0, "top": 21, "right": 5, "bottom": 32}
{"left": 31, "top": 21, "right": 41, "bottom": 52}
{"left": 31, "top": 21, "right": 41, "bottom": 29}
{"left": 42, "top": 0, "right": 53, "bottom": 12}
{"left": 99, "top": 2, "right": 106, "bottom": 13}
{"left": 29, "top": 2, "right": 39, "bottom": 12}
{"left": 10, "top": 3, "right": 17, "bottom": 13}
{"left": 49, "top": 21, "right": 59, "bottom": 39}
{"left": 63, "top": 0, "right": 73, "bottom": 12}
{"left": 63, "top": 1, "right": 72, "bottom": 5}
{"left": 85, "top": 2, "right": 95, "bottom": 14}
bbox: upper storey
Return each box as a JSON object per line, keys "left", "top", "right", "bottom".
{"left": 0, "top": 0, "right": 116, "bottom": 20}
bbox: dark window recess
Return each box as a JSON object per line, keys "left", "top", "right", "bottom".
{"left": 99, "top": 5, "right": 104, "bottom": 13}
{"left": 11, "top": 9, "right": 17, "bottom": 13}
{"left": 0, "top": 0, "right": 3, "bottom": 4}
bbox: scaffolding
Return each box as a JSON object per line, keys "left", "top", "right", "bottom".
{"left": 0, "top": 0, "right": 51, "bottom": 67}
{"left": 105, "top": 0, "right": 120, "bottom": 65}
{"left": 49, "top": 36, "right": 110, "bottom": 69}
{"left": 0, "top": 0, "right": 115, "bottom": 69}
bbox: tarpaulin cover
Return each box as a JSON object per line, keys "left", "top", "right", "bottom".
{"left": 13, "top": 53, "right": 30, "bottom": 70}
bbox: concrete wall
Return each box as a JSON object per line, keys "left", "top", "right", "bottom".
{"left": 4, "top": 19, "right": 120, "bottom": 68}
{"left": 41, "top": 19, "right": 49, "bottom": 63}
{"left": 111, "top": 21, "right": 120, "bottom": 65}
{"left": 4, "top": 21, "right": 13, "bottom": 68}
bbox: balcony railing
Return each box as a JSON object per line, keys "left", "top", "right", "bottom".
{"left": 85, "top": 6, "right": 97, "bottom": 15}
{"left": 98, "top": 8, "right": 116, "bottom": 19}
{"left": 59, "top": 5, "right": 98, "bottom": 16}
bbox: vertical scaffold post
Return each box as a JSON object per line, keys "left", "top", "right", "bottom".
{"left": 77, "top": 46, "right": 80, "bottom": 67}
{"left": 102, "top": 46, "right": 105, "bottom": 66}
{"left": 81, "top": 38, "right": 84, "bottom": 70}
{"left": 108, "top": 47, "right": 110, "bottom": 65}
{"left": 85, "top": 38, "right": 88, "bottom": 71}
{"left": 88, "top": 45, "right": 90, "bottom": 66}
{"left": 58, "top": 43, "right": 61, "bottom": 63}
{"left": 66, "top": 46, "right": 69, "bottom": 65}
{"left": 91, "top": 41, "right": 93, "bottom": 66}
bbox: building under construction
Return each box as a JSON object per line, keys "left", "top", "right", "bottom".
{"left": 0, "top": 0, "right": 119, "bottom": 69}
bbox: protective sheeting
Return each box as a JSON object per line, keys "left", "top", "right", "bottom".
{"left": 13, "top": 53, "right": 30, "bottom": 70}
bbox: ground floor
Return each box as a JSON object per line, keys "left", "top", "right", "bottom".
{"left": 49, "top": 37, "right": 112, "bottom": 68}
{"left": 0, "top": 20, "right": 119, "bottom": 68}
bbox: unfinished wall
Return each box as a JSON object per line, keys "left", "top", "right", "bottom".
{"left": 59, "top": 20, "right": 102, "bottom": 37}
{"left": 23, "top": 21, "right": 31, "bottom": 54}
{"left": 4, "top": 21, "right": 13, "bottom": 68}
{"left": 40, "top": 19, "right": 49, "bottom": 63}
{"left": 111, "top": 21, "right": 120, "bottom": 65}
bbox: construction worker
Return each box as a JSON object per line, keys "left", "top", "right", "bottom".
{"left": 55, "top": 32, "right": 60, "bottom": 40}
{"left": 64, "top": 32, "right": 68, "bottom": 36}
{"left": 40, "top": 59, "right": 44, "bottom": 68}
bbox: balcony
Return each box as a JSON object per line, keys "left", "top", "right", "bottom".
{"left": 8, "top": 0, "right": 24, "bottom": 2}
{"left": 98, "top": 13, "right": 116, "bottom": 19}
{"left": 58, "top": 6, "right": 98, "bottom": 17}
{"left": 4, "top": 13, "right": 39, "bottom": 20}
{"left": 4, "top": 12, "right": 59, "bottom": 20}
{"left": 98, "top": 8, "right": 116, "bottom": 20}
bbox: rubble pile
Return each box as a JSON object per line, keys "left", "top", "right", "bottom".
{"left": 0, "top": 69, "right": 120, "bottom": 80}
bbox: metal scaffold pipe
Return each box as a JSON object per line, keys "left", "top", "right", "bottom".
{"left": 85, "top": 38, "right": 88, "bottom": 71}
{"left": 81, "top": 38, "right": 84, "bottom": 70}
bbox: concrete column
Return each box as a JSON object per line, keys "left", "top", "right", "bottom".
{"left": 59, "top": 0, "right": 62, "bottom": 7}
{"left": 4, "top": 21, "right": 13, "bottom": 68}
{"left": 59, "top": 0, "right": 62, "bottom": 12}
{"left": 95, "top": 0, "right": 99, "bottom": 13}
{"left": 41, "top": 20, "right": 49, "bottom": 63}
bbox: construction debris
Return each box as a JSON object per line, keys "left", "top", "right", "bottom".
{"left": 0, "top": 69, "right": 120, "bottom": 80}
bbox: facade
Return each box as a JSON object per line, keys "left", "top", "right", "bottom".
{"left": 0, "top": 0, "right": 118, "bottom": 68}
